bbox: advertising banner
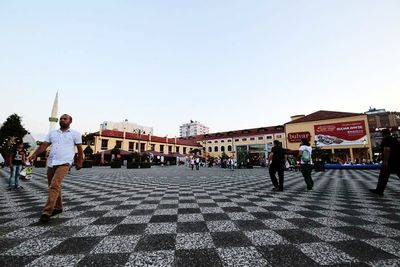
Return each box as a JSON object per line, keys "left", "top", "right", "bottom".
{"left": 314, "top": 120, "right": 367, "bottom": 147}
{"left": 288, "top": 132, "right": 311, "bottom": 143}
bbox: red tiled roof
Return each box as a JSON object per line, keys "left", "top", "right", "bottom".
{"left": 91, "top": 130, "right": 201, "bottom": 147}
{"left": 180, "top": 125, "right": 285, "bottom": 141}
{"left": 285, "top": 110, "right": 363, "bottom": 124}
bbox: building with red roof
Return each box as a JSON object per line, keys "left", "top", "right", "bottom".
{"left": 284, "top": 110, "right": 372, "bottom": 163}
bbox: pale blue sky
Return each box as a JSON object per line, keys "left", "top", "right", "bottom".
{"left": 1, "top": 0, "right": 399, "bottom": 140}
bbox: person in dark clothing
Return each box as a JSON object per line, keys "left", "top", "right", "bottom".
{"left": 267, "top": 140, "right": 287, "bottom": 191}
{"left": 370, "top": 129, "right": 400, "bottom": 196}
{"left": 8, "top": 142, "right": 26, "bottom": 190}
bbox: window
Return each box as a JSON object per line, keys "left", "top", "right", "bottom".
{"left": 228, "top": 145, "right": 232, "bottom": 152}
{"left": 168, "top": 146, "right": 172, "bottom": 152}
{"left": 208, "top": 147, "right": 212, "bottom": 152}
{"left": 227, "top": 139, "right": 231, "bottom": 142}
{"left": 258, "top": 136, "right": 263, "bottom": 140}
{"left": 214, "top": 140, "right": 218, "bottom": 143}
{"left": 221, "top": 140, "right": 224, "bottom": 143}
{"left": 129, "top": 142, "right": 134, "bottom": 152}
{"left": 242, "top": 138, "right": 247, "bottom": 141}
{"left": 250, "top": 137, "right": 255, "bottom": 141}
{"left": 266, "top": 135, "right": 272, "bottom": 140}
{"left": 214, "top": 146, "right": 218, "bottom": 152}
{"left": 221, "top": 146, "right": 225, "bottom": 152}
{"left": 151, "top": 144, "right": 155, "bottom": 151}
{"left": 140, "top": 143, "right": 145, "bottom": 151}
{"left": 101, "top": 139, "right": 108, "bottom": 150}
{"left": 160, "top": 145, "right": 164, "bottom": 153}
{"left": 207, "top": 141, "right": 212, "bottom": 144}
{"left": 116, "top": 141, "right": 122, "bottom": 149}
{"left": 135, "top": 143, "right": 139, "bottom": 150}
{"left": 183, "top": 147, "right": 187, "bottom": 154}
{"left": 234, "top": 139, "right": 239, "bottom": 142}
{"left": 275, "top": 134, "right": 283, "bottom": 139}
{"left": 176, "top": 147, "right": 180, "bottom": 153}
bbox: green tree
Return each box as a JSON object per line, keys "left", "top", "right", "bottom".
{"left": 0, "top": 114, "right": 28, "bottom": 154}
{"left": 83, "top": 145, "right": 93, "bottom": 158}
{"left": 190, "top": 148, "right": 201, "bottom": 155}
{"left": 237, "top": 150, "right": 250, "bottom": 165}
{"left": 220, "top": 152, "right": 229, "bottom": 160}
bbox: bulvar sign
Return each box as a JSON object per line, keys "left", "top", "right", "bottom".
{"left": 288, "top": 132, "right": 311, "bottom": 143}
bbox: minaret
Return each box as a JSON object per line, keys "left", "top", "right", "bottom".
{"left": 48, "top": 91, "right": 59, "bottom": 132}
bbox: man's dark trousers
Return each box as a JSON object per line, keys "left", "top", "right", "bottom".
{"left": 376, "top": 166, "right": 400, "bottom": 193}
{"left": 269, "top": 163, "right": 284, "bottom": 190}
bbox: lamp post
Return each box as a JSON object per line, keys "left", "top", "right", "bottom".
{"left": 122, "top": 119, "right": 128, "bottom": 151}
{"left": 133, "top": 128, "right": 146, "bottom": 162}
{"left": 362, "top": 137, "right": 368, "bottom": 161}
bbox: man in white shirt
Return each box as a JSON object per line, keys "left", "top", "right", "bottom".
{"left": 29, "top": 114, "right": 83, "bottom": 222}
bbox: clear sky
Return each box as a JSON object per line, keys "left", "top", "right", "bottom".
{"left": 1, "top": 0, "right": 399, "bottom": 141}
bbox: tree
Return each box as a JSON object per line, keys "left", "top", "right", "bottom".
{"left": 0, "top": 114, "right": 28, "bottom": 154}
{"left": 190, "top": 148, "right": 202, "bottom": 155}
{"left": 237, "top": 150, "right": 250, "bottom": 165}
{"left": 83, "top": 145, "right": 93, "bottom": 158}
{"left": 220, "top": 152, "right": 229, "bottom": 160}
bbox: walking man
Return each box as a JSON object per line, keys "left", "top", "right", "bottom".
{"left": 299, "top": 138, "right": 314, "bottom": 190}
{"left": 267, "top": 140, "right": 287, "bottom": 191}
{"left": 370, "top": 129, "right": 400, "bottom": 196}
{"left": 28, "top": 114, "right": 83, "bottom": 222}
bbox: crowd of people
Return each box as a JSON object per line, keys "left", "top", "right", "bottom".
{"left": 3, "top": 114, "right": 399, "bottom": 223}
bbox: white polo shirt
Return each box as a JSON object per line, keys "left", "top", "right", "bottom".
{"left": 45, "top": 128, "right": 82, "bottom": 167}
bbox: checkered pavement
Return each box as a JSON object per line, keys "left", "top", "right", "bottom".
{"left": 1, "top": 166, "right": 400, "bottom": 266}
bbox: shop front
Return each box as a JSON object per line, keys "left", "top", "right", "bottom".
{"left": 236, "top": 143, "right": 272, "bottom": 167}
{"left": 285, "top": 111, "right": 373, "bottom": 163}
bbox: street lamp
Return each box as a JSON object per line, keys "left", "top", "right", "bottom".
{"left": 133, "top": 128, "right": 146, "bottom": 154}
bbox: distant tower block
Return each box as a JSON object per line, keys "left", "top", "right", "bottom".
{"left": 49, "top": 91, "right": 59, "bottom": 132}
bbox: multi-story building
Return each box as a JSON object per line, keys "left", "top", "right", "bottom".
{"left": 100, "top": 120, "right": 153, "bottom": 135}
{"left": 365, "top": 108, "right": 400, "bottom": 153}
{"left": 285, "top": 110, "right": 373, "bottom": 163}
{"left": 84, "top": 130, "right": 200, "bottom": 155}
{"left": 179, "top": 120, "right": 209, "bottom": 137}
{"left": 189, "top": 125, "right": 286, "bottom": 166}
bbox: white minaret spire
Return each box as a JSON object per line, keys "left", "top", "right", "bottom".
{"left": 49, "top": 91, "right": 59, "bottom": 132}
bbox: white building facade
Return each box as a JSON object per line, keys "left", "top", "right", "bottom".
{"left": 180, "top": 121, "right": 209, "bottom": 137}
{"left": 100, "top": 120, "right": 153, "bottom": 135}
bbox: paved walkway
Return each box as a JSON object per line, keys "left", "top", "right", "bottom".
{"left": 1, "top": 166, "right": 400, "bottom": 266}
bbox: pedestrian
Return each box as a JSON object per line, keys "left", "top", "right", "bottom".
{"left": 299, "top": 138, "right": 314, "bottom": 190}
{"left": 7, "top": 142, "right": 26, "bottom": 190}
{"left": 190, "top": 156, "right": 195, "bottom": 170}
{"left": 28, "top": 114, "right": 83, "bottom": 222}
{"left": 229, "top": 157, "right": 234, "bottom": 171}
{"left": 267, "top": 140, "right": 287, "bottom": 191}
{"left": 370, "top": 129, "right": 400, "bottom": 196}
{"left": 195, "top": 156, "right": 200, "bottom": 170}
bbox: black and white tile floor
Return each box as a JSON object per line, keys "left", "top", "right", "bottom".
{"left": 1, "top": 166, "right": 400, "bottom": 266}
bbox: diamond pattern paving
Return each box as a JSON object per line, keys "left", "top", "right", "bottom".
{"left": 1, "top": 166, "right": 400, "bottom": 266}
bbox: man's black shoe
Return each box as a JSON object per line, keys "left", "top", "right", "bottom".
{"left": 39, "top": 214, "right": 50, "bottom": 223}
{"left": 51, "top": 209, "right": 63, "bottom": 217}
{"left": 369, "top": 189, "right": 384, "bottom": 196}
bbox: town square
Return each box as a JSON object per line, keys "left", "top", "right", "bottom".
{"left": 1, "top": 1, "right": 400, "bottom": 266}
{"left": 2, "top": 166, "right": 400, "bottom": 266}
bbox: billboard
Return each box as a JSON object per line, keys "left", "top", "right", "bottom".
{"left": 314, "top": 120, "right": 367, "bottom": 147}
{"left": 288, "top": 132, "right": 311, "bottom": 143}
